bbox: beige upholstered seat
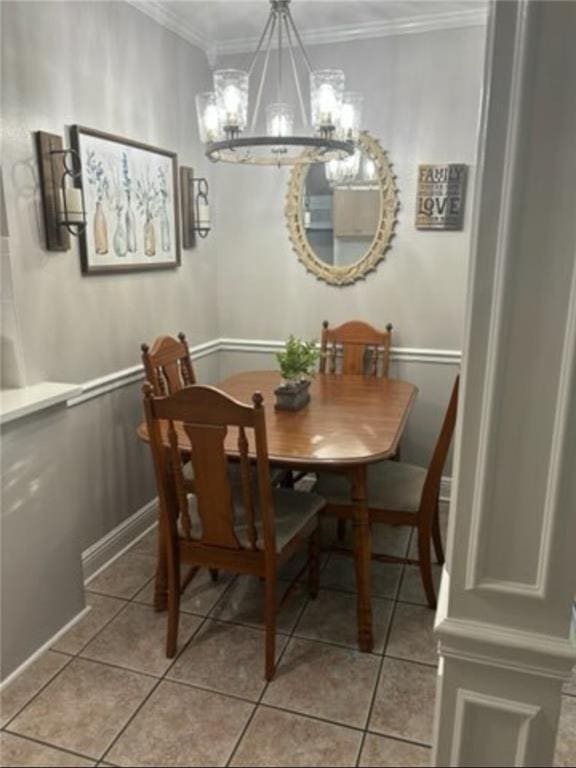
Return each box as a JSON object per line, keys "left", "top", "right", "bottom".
{"left": 315, "top": 461, "right": 427, "bottom": 513}
{"left": 183, "top": 488, "right": 324, "bottom": 554}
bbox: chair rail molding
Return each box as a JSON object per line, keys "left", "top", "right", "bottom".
{"left": 433, "top": 1, "right": 576, "bottom": 766}
{"left": 219, "top": 337, "right": 462, "bottom": 366}
{"left": 66, "top": 337, "right": 461, "bottom": 408}
{"left": 67, "top": 338, "right": 220, "bottom": 407}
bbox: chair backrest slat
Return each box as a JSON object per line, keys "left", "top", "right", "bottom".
{"left": 422, "top": 375, "right": 460, "bottom": 505}
{"left": 167, "top": 422, "right": 192, "bottom": 538}
{"left": 184, "top": 421, "right": 240, "bottom": 548}
{"left": 141, "top": 332, "right": 196, "bottom": 396}
{"left": 144, "top": 384, "right": 274, "bottom": 554}
{"left": 238, "top": 426, "right": 257, "bottom": 549}
{"left": 320, "top": 320, "right": 393, "bottom": 377}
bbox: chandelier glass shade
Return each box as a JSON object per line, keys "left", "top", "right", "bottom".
{"left": 324, "top": 141, "right": 381, "bottom": 188}
{"left": 196, "top": 0, "right": 362, "bottom": 166}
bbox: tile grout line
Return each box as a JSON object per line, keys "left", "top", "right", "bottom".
{"left": 99, "top": 559, "right": 308, "bottom": 764}
{"left": 98, "top": 561, "right": 245, "bottom": 763}
{"left": 0, "top": 729, "right": 98, "bottom": 764}
{"left": 2, "top": 525, "right": 441, "bottom": 764}
{"left": 354, "top": 528, "right": 413, "bottom": 767}
{"left": 0, "top": 552, "right": 157, "bottom": 738}
{"left": 99, "top": 605, "right": 215, "bottom": 764}
{"left": 225, "top": 570, "right": 313, "bottom": 767}
{"left": 59, "top": 594, "right": 135, "bottom": 659}
{"left": 0, "top": 651, "right": 77, "bottom": 734}
{"left": 364, "top": 727, "right": 433, "bottom": 750}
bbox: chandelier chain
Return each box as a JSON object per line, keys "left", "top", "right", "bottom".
{"left": 248, "top": 8, "right": 274, "bottom": 76}
{"left": 285, "top": 3, "right": 312, "bottom": 73}
{"left": 284, "top": 12, "right": 308, "bottom": 128}
{"left": 250, "top": 10, "right": 278, "bottom": 131}
{"left": 277, "top": 5, "right": 283, "bottom": 102}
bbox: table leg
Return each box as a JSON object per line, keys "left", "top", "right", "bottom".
{"left": 350, "top": 465, "right": 373, "bottom": 652}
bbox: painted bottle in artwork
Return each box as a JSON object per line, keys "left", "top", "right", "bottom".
{"left": 94, "top": 201, "right": 108, "bottom": 255}
{"left": 113, "top": 206, "right": 128, "bottom": 258}
{"left": 122, "top": 153, "right": 137, "bottom": 252}
{"left": 136, "top": 167, "right": 158, "bottom": 258}
{"left": 125, "top": 197, "right": 137, "bottom": 253}
{"left": 158, "top": 166, "right": 171, "bottom": 252}
{"left": 144, "top": 216, "right": 156, "bottom": 257}
{"left": 160, "top": 206, "right": 170, "bottom": 252}
{"left": 85, "top": 150, "right": 110, "bottom": 255}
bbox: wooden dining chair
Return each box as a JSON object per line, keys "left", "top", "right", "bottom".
{"left": 320, "top": 320, "right": 393, "bottom": 378}
{"left": 319, "top": 319, "right": 394, "bottom": 539}
{"left": 141, "top": 332, "right": 197, "bottom": 496}
{"left": 141, "top": 332, "right": 196, "bottom": 395}
{"left": 315, "top": 375, "right": 459, "bottom": 609}
{"left": 143, "top": 383, "right": 325, "bottom": 680}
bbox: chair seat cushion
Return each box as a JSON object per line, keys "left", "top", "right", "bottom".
{"left": 315, "top": 461, "right": 427, "bottom": 513}
{"left": 182, "top": 488, "right": 324, "bottom": 554}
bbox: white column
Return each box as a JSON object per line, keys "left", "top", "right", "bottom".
{"left": 433, "top": 1, "right": 576, "bottom": 765}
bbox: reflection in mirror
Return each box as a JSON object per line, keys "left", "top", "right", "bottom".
{"left": 286, "top": 132, "right": 399, "bottom": 286}
{"left": 302, "top": 145, "right": 381, "bottom": 268}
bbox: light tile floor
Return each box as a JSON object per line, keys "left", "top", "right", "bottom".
{"left": 1, "top": 514, "right": 575, "bottom": 767}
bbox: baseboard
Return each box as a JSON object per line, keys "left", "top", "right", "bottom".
{"left": 82, "top": 498, "right": 158, "bottom": 583}
{"left": 0, "top": 606, "right": 90, "bottom": 688}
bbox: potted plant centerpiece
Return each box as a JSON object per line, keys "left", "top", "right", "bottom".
{"left": 275, "top": 335, "right": 320, "bottom": 411}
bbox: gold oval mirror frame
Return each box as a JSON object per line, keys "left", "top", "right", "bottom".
{"left": 285, "top": 132, "right": 400, "bottom": 286}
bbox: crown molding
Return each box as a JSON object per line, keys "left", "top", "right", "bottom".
{"left": 216, "top": 7, "right": 489, "bottom": 58}
{"left": 126, "top": 2, "right": 488, "bottom": 61}
{"left": 126, "top": 0, "right": 213, "bottom": 53}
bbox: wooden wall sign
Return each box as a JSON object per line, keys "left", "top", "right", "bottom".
{"left": 415, "top": 164, "right": 467, "bottom": 230}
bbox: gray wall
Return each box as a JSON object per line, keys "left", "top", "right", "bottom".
{"left": 0, "top": 0, "right": 218, "bottom": 677}
{"left": 1, "top": 0, "right": 218, "bottom": 545}
{"left": 0, "top": 2, "right": 485, "bottom": 677}
{"left": 2, "top": 0, "right": 217, "bottom": 384}
{"left": 213, "top": 26, "right": 485, "bottom": 465}
{"left": 213, "top": 27, "right": 486, "bottom": 351}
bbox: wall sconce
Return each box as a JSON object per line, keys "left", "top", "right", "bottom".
{"left": 180, "top": 166, "right": 211, "bottom": 248}
{"left": 36, "top": 131, "right": 87, "bottom": 251}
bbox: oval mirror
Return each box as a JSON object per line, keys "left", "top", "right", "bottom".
{"left": 285, "top": 132, "right": 399, "bottom": 285}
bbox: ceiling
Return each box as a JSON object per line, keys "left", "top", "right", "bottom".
{"left": 129, "top": 0, "right": 488, "bottom": 59}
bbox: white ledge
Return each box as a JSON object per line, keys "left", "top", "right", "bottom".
{"left": 0, "top": 382, "right": 83, "bottom": 426}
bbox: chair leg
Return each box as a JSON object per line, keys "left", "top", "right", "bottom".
{"left": 337, "top": 518, "right": 347, "bottom": 542}
{"left": 280, "top": 470, "right": 295, "bottom": 488}
{"left": 308, "top": 527, "right": 320, "bottom": 599}
{"left": 432, "top": 502, "right": 445, "bottom": 565}
{"left": 209, "top": 568, "right": 219, "bottom": 583}
{"left": 264, "top": 576, "right": 276, "bottom": 681}
{"left": 166, "top": 542, "right": 180, "bottom": 658}
{"left": 417, "top": 523, "right": 437, "bottom": 610}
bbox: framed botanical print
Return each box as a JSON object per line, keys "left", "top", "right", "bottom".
{"left": 70, "top": 125, "right": 180, "bottom": 273}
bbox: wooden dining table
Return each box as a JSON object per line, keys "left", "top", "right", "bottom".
{"left": 138, "top": 370, "right": 417, "bottom": 653}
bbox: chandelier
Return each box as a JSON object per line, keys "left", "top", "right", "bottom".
{"left": 195, "top": 0, "right": 363, "bottom": 166}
